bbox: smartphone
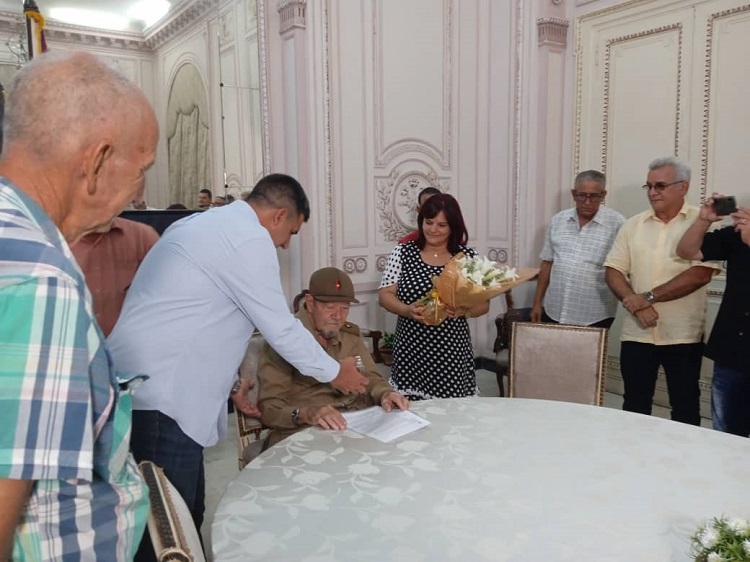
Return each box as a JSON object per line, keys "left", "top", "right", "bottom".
{"left": 713, "top": 196, "right": 738, "bottom": 216}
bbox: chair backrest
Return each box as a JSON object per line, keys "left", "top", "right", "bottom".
{"left": 236, "top": 333, "right": 267, "bottom": 469}
{"left": 138, "top": 461, "right": 206, "bottom": 562}
{"left": 509, "top": 322, "right": 607, "bottom": 406}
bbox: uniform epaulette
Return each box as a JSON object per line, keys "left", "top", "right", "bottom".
{"left": 340, "top": 321, "right": 361, "bottom": 336}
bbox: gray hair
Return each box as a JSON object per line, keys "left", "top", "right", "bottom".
{"left": 2, "top": 51, "right": 146, "bottom": 160}
{"left": 574, "top": 170, "right": 606, "bottom": 190}
{"left": 648, "top": 156, "right": 691, "bottom": 182}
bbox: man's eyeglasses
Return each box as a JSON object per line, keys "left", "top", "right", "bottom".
{"left": 642, "top": 181, "right": 683, "bottom": 191}
{"left": 572, "top": 192, "right": 604, "bottom": 202}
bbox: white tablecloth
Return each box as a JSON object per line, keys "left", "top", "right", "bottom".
{"left": 212, "top": 397, "right": 750, "bottom": 561}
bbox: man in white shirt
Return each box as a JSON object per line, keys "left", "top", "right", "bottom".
{"left": 531, "top": 170, "right": 625, "bottom": 328}
{"left": 108, "top": 174, "right": 367, "bottom": 558}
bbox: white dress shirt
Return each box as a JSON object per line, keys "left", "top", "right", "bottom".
{"left": 108, "top": 201, "right": 339, "bottom": 447}
{"left": 540, "top": 206, "right": 625, "bottom": 325}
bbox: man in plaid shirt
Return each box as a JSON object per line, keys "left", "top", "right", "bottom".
{"left": 0, "top": 52, "right": 158, "bottom": 560}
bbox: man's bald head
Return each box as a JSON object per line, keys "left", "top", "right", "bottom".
{"left": 0, "top": 51, "right": 159, "bottom": 243}
{"left": 2, "top": 51, "right": 152, "bottom": 161}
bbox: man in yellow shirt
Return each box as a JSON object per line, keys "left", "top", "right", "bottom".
{"left": 604, "top": 157, "right": 720, "bottom": 425}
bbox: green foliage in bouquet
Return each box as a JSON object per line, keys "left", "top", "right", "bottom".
{"left": 689, "top": 516, "right": 750, "bottom": 561}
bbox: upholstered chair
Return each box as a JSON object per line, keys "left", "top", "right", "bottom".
{"left": 493, "top": 291, "right": 531, "bottom": 396}
{"left": 508, "top": 322, "right": 607, "bottom": 406}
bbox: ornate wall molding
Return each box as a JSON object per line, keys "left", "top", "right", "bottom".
{"left": 375, "top": 254, "right": 389, "bottom": 273}
{"left": 277, "top": 0, "right": 307, "bottom": 34}
{"left": 372, "top": 0, "right": 453, "bottom": 169}
{"left": 374, "top": 166, "right": 450, "bottom": 243}
{"left": 512, "top": 0, "right": 523, "bottom": 268}
{"left": 537, "top": 17, "right": 569, "bottom": 48}
{"left": 601, "top": 24, "right": 682, "bottom": 175}
{"left": 700, "top": 4, "right": 750, "bottom": 201}
{"left": 343, "top": 256, "right": 368, "bottom": 274}
{"left": 257, "top": 0, "right": 272, "bottom": 175}
{"left": 487, "top": 248, "right": 509, "bottom": 264}
{"left": 218, "top": 8, "right": 236, "bottom": 48}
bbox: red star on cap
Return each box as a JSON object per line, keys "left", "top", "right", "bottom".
{"left": 335, "top": 279, "right": 341, "bottom": 290}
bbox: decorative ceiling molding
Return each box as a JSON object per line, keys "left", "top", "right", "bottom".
{"left": 0, "top": 0, "right": 218, "bottom": 53}
{"left": 277, "top": 0, "right": 307, "bottom": 34}
{"left": 144, "top": 0, "right": 218, "bottom": 50}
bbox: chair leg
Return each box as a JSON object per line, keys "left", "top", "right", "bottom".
{"left": 495, "top": 365, "right": 508, "bottom": 397}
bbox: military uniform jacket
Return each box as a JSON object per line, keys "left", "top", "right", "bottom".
{"left": 258, "top": 308, "right": 393, "bottom": 446}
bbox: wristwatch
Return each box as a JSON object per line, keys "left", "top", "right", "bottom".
{"left": 291, "top": 408, "right": 301, "bottom": 426}
{"left": 644, "top": 290, "right": 655, "bottom": 304}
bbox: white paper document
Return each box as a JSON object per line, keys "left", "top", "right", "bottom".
{"left": 342, "top": 406, "right": 430, "bottom": 443}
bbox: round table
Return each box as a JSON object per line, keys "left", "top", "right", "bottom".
{"left": 212, "top": 397, "right": 750, "bottom": 561}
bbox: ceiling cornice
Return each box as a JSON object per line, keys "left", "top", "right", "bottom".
{"left": 0, "top": 0, "right": 219, "bottom": 54}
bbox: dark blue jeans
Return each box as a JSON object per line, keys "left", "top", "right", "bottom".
{"left": 619, "top": 341, "right": 703, "bottom": 425}
{"left": 130, "top": 410, "right": 205, "bottom": 562}
{"left": 711, "top": 364, "right": 750, "bottom": 437}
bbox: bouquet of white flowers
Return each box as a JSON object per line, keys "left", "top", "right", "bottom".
{"left": 418, "top": 252, "right": 537, "bottom": 325}
{"left": 689, "top": 516, "right": 750, "bottom": 562}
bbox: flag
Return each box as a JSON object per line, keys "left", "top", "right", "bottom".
{"left": 24, "top": 0, "right": 48, "bottom": 60}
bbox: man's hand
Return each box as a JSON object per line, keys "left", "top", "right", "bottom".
{"left": 634, "top": 306, "right": 658, "bottom": 328}
{"left": 530, "top": 303, "right": 543, "bottom": 323}
{"left": 0, "top": 478, "right": 33, "bottom": 560}
{"left": 231, "top": 378, "right": 261, "bottom": 417}
{"left": 330, "top": 356, "right": 368, "bottom": 394}
{"left": 381, "top": 391, "right": 410, "bottom": 412}
{"left": 699, "top": 193, "right": 725, "bottom": 222}
{"left": 732, "top": 207, "right": 750, "bottom": 247}
{"left": 622, "top": 293, "right": 650, "bottom": 315}
{"left": 299, "top": 405, "right": 347, "bottom": 430}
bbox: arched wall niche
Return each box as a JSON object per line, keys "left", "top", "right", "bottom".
{"left": 166, "top": 60, "right": 211, "bottom": 208}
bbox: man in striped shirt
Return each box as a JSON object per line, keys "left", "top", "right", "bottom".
{"left": 0, "top": 51, "right": 159, "bottom": 560}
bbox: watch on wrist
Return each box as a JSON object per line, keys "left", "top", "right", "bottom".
{"left": 644, "top": 290, "right": 655, "bottom": 304}
{"left": 291, "top": 408, "right": 301, "bottom": 426}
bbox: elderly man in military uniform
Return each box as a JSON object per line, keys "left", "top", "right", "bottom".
{"left": 257, "top": 267, "right": 409, "bottom": 448}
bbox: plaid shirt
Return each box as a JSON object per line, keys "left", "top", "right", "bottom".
{"left": 0, "top": 179, "right": 148, "bottom": 561}
{"left": 540, "top": 206, "right": 626, "bottom": 325}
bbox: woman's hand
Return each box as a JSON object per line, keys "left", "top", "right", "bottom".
{"left": 407, "top": 302, "right": 426, "bottom": 323}
{"left": 444, "top": 304, "right": 469, "bottom": 319}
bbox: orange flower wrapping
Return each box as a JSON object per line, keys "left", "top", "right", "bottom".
{"left": 434, "top": 253, "right": 539, "bottom": 309}
{"left": 418, "top": 282, "right": 448, "bottom": 326}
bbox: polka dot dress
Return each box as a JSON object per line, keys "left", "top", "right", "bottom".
{"left": 379, "top": 242, "right": 478, "bottom": 400}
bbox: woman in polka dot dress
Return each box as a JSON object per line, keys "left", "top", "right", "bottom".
{"left": 378, "top": 194, "right": 489, "bottom": 400}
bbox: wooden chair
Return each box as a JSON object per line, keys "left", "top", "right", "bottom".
{"left": 293, "top": 290, "right": 384, "bottom": 363}
{"left": 493, "top": 291, "right": 531, "bottom": 396}
{"left": 235, "top": 333, "right": 269, "bottom": 470}
{"left": 508, "top": 322, "right": 608, "bottom": 406}
{"left": 138, "top": 461, "right": 206, "bottom": 562}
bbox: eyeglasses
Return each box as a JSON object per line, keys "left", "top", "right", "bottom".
{"left": 642, "top": 181, "right": 683, "bottom": 191}
{"left": 572, "top": 192, "right": 604, "bottom": 202}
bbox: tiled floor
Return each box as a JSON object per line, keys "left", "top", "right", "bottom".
{"left": 200, "top": 368, "right": 712, "bottom": 560}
